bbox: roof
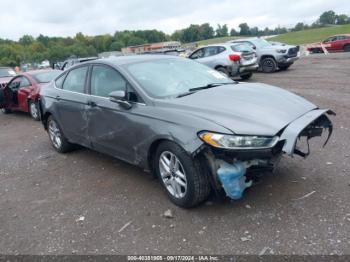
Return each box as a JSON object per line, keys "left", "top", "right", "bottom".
{"left": 101, "top": 55, "right": 178, "bottom": 66}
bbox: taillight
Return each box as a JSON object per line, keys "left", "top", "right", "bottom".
{"left": 229, "top": 54, "right": 241, "bottom": 62}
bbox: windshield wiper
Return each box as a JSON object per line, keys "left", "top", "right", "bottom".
{"left": 189, "top": 82, "right": 235, "bottom": 92}
{"left": 176, "top": 91, "right": 197, "bottom": 98}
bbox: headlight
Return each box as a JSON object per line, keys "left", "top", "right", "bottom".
{"left": 276, "top": 49, "right": 287, "bottom": 54}
{"left": 199, "top": 132, "right": 279, "bottom": 149}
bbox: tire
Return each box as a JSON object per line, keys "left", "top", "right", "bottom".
{"left": 344, "top": 45, "right": 350, "bottom": 52}
{"left": 261, "top": 57, "right": 277, "bottom": 73}
{"left": 47, "top": 115, "right": 74, "bottom": 153}
{"left": 216, "top": 66, "right": 229, "bottom": 77}
{"left": 29, "top": 100, "right": 40, "bottom": 121}
{"left": 1, "top": 108, "right": 12, "bottom": 114}
{"left": 278, "top": 65, "right": 291, "bottom": 71}
{"left": 240, "top": 72, "right": 253, "bottom": 80}
{"left": 155, "top": 141, "right": 211, "bottom": 208}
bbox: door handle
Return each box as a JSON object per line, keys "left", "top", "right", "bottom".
{"left": 87, "top": 100, "right": 97, "bottom": 107}
{"left": 55, "top": 95, "right": 61, "bottom": 101}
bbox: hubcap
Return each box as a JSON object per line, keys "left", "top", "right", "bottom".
{"left": 263, "top": 60, "right": 274, "bottom": 71}
{"left": 48, "top": 120, "right": 62, "bottom": 149}
{"left": 159, "top": 151, "right": 187, "bottom": 199}
{"left": 30, "top": 103, "right": 38, "bottom": 119}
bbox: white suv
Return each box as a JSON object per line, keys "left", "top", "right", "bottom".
{"left": 188, "top": 43, "right": 258, "bottom": 80}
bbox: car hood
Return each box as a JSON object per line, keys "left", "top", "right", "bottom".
{"left": 158, "top": 83, "right": 316, "bottom": 136}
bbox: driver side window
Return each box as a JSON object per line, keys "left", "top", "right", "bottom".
{"left": 190, "top": 49, "right": 205, "bottom": 59}
{"left": 90, "top": 65, "right": 127, "bottom": 98}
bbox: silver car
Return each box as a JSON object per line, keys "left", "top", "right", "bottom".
{"left": 229, "top": 38, "right": 300, "bottom": 73}
{"left": 188, "top": 43, "right": 258, "bottom": 80}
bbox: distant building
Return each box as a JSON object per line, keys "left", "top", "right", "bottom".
{"left": 122, "top": 41, "right": 181, "bottom": 54}
{"left": 98, "top": 51, "right": 123, "bottom": 58}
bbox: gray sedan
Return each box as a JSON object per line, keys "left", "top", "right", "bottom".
{"left": 40, "top": 55, "right": 333, "bottom": 208}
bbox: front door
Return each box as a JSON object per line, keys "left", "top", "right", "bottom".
{"left": 86, "top": 64, "right": 146, "bottom": 163}
{"left": 54, "top": 66, "right": 90, "bottom": 147}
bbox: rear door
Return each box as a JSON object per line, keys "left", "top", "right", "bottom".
{"left": 54, "top": 65, "right": 90, "bottom": 147}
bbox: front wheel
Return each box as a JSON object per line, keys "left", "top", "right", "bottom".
{"left": 261, "top": 57, "right": 277, "bottom": 73}
{"left": 47, "top": 116, "right": 74, "bottom": 153}
{"left": 29, "top": 100, "right": 40, "bottom": 121}
{"left": 155, "top": 141, "right": 211, "bottom": 208}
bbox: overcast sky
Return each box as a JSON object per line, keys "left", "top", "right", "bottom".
{"left": 0, "top": 0, "right": 349, "bottom": 40}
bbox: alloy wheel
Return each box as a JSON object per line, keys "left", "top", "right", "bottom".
{"left": 48, "top": 120, "right": 62, "bottom": 149}
{"left": 159, "top": 151, "right": 187, "bottom": 199}
{"left": 30, "top": 102, "right": 39, "bottom": 119}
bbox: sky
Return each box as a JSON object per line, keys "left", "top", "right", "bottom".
{"left": 0, "top": 0, "right": 349, "bottom": 40}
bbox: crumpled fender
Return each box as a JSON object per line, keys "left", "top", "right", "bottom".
{"left": 280, "top": 109, "right": 334, "bottom": 156}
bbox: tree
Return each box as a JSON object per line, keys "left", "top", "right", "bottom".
{"left": 319, "top": 10, "right": 337, "bottom": 25}
{"left": 230, "top": 28, "right": 238, "bottom": 36}
{"left": 110, "top": 41, "right": 124, "bottom": 51}
{"left": 336, "top": 14, "right": 349, "bottom": 25}
{"left": 199, "top": 23, "right": 214, "bottom": 40}
{"left": 239, "top": 23, "right": 250, "bottom": 35}
{"left": 19, "top": 35, "right": 34, "bottom": 46}
{"left": 215, "top": 24, "right": 228, "bottom": 37}
{"left": 293, "top": 22, "right": 305, "bottom": 31}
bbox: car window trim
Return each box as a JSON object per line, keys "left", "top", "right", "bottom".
{"left": 61, "top": 65, "right": 90, "bottom": 94}
{"left": 87, "top": 63, "right": 145, "bottom": 104}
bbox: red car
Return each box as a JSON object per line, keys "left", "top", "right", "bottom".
{"left": 0, "top": 69, "right": 61, "bottom": 120}
{"left": 308, "top": 34, "right": 350, "bottom": 53}
{"left": 0, "top": 67, "right": 17, "bottom": 88}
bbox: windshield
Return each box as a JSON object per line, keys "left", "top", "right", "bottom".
{"left": 31, "top": 71, "right": 61, "bottom": 83}
{"left": 124, "top": 58, "right": 234, "bottom": 98}
{"left": 0, "top": 68, "right": 16, "bottom": 78}
{"left": 251, "top": 38, "right": 271, "bottom": 48}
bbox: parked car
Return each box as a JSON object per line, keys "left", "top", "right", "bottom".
{"left": 229, "top": 38, "right": 300, "bottom": 73}
{"left": 307, "top": 34, "right": 350, "bottom": 53}
{"left": 188, "top": 43, "right": 258, "bottom": 80}
{"left": 0, "top": 67, "right": 16, "bottom": 88}
{"left": 60, "top": 57, "right": 98, "bottom": 71}
{"left": 40, "top": 55, "right": 333, "bottom": 208}
{"left": 0, "top": 69, "right": 61, "bottom": 120}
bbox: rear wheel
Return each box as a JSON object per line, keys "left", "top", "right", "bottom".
{"left": 261, "top": 57, "right": 277, "bottom": 73}
{"left": 155, "top": 141, "right": 211, "bottom": 208}
{"left": 216, "top": 66, "right": 229, "bottom": 77}
{"left": 344, "top": 45, "right": 350, "bottom": 52}
{"left": 240, "top": 72, "right": 253, "bottom": 80}
{"left": 47, "top": 115, "right": 74, "bottom": 153}
{"left": 1, "top": 108, "right": 11, "bottom": 114}
{"left": 29, "top": 100, "right": 40, "bottom": 121}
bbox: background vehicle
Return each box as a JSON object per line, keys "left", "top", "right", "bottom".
{"left": 229, "top": 38, "right": 300, "bottom": 73}
{"left": 59, "top": 57, "right": 98, "bottom": 71}
{"left": 188, "top": 43, "right": 258, "bottom": 80}
{"left": 307, "top": 34, "right": 350, "bottom": 53}
{"left": 40, "top": 56, "right": 332, "bottom": 208}
{"left": 0, "top": 67, "right": 16, "bottom": 88}
{"left": 0, "top": 69, "right": 61, "bottom": 120}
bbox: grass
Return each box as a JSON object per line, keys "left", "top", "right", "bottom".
{"left": 269, "top": 24, "right": 350, "bottom": 45}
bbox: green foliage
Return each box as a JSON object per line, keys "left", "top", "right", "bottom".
{"left": 269, "top": 24, "right": 350, "bottom": 45}
{"left": 319, "top": 10, "right": 337, "bottom": 25}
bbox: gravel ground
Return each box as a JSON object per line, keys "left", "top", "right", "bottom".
{"left": 0, "top": 53, "right": 349, "bottom": 255}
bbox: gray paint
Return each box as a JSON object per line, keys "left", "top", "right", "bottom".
{"left": 40, "top": 55, "right": 332, "bottom": 171}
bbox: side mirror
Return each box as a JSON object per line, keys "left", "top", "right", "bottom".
{"left": 252, "top": 46, "right": 256, "bottom": 50}
{"left": 109, "top": 90, "right": 132, "bottom": 109}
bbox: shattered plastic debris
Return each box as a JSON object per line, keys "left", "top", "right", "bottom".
{"left": 293, "top": 191, "right": 316, "bottom": 201}
{"left": 217, "top": 161, "right": 252, "bottom": 200}
{"left": 240, "top": 236, "right": 252, "bottom": 242}
{"left": 75, "top": 216, "right": 85, "bottom": 222}
{"left": 163, "top": 209, "right": 174, "bottom": 219}
{"left": 118, "top": 220, "right": 133, "bottom": 233}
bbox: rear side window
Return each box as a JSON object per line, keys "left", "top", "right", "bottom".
{"left": 203, "top": 46, "right": 226, "bottom": 57}
{"left": 62, "top": 67, "right": 88, "bottom": 93}
{"left": 90, "top": 65, "right": 127, "bottom": 98}
{"left": 55, "top": 73, "right": 66, "bottom": 89}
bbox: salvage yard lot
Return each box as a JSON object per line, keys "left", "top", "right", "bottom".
{"left": 0, "top": 53, "right": 350, "bottom": 255}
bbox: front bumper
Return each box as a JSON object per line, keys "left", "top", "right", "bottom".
{"left": 276, "top": 55, "right": 299, "bottom": 65}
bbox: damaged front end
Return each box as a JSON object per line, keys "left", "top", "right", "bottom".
{"left": 197, "top": 109, "right": 334, "bottom": 200}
